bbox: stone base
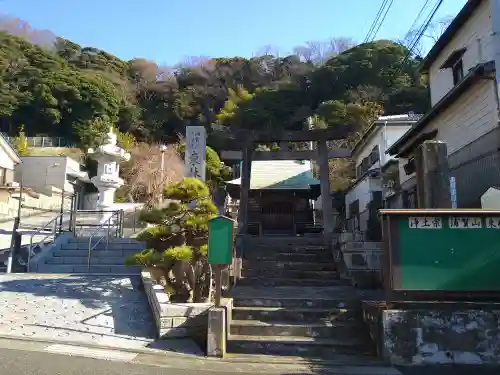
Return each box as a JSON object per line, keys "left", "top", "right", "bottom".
{"left": 338, "top": 235, "right": 384, "bottom": 289}
{"left": 207, "top": 307, "right": 226, "bottom": 357}
{"left": 376, "top": 304, "right": 500, "bottom": 365}
{"left": 141, "top": 271, "right": 211, "bottom": 340}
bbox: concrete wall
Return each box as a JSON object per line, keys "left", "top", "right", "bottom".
{"left": 16, "top": 156, "right": 70, "bottom": 193}
{"left": 428, "top": 0, "right": 494, "bottom": 105}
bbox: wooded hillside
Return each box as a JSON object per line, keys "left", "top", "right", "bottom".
{"left": 0, "top": 17, "right": 430, "bottom": 151}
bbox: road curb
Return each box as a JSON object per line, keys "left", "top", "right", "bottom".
{"left": 0, "top": 333, "right": 202, "bottom": 358}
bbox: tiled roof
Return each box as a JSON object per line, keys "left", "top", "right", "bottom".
{"left": 226, "top": 160, "right": 319, "bottom": 190}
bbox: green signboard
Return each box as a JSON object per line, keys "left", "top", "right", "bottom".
{"left": 384, "top": 212, "right": 500, "bottom": 292}
{"left": 208, "top": 215, "right": 235, "bottom": 265}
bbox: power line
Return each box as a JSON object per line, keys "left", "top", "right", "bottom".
{"left": 364, "top": 0, "right": 389, "bottom": 43}
{"left": 398, "top": 0, "right": 445, "bottom": 72}
{"left": 369, "top": 0, "right": 395, "bottom": 42}
{"left": 406, "top": 0, "right": 433, "bottom": 40}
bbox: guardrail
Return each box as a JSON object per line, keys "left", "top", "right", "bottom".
{"left": 26, "top": 212, "right": 66, "bottom": 272}
{"left": 86, "top": 210, "right": 121, "bottom": 272}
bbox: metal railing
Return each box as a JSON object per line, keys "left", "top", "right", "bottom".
{"left": 26, "top": 212, "right": 65, "bottom": 272}
{"left": 71, "top": 209, "right": 124, "bottom": 236}
{"left": 86, "top": 210, "right": 121, "bottom": 272}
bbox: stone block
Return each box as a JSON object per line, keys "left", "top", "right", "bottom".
{"left": 381, "top": 306, "right": 500, "bottom": 365}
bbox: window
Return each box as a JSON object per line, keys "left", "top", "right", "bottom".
{"left": 0, "top": 168, "right": 6, "bottom": 186}
{"left": 370, "top": 146, "right": 380, "bottom": 164}
{"left": 452, "top": 59, "right": 464, "bottom": 85}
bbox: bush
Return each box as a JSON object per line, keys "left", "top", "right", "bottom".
{"left": 125, "top": 177, "right": 219, "bottom": 302}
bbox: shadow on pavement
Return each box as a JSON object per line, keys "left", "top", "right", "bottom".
{"left": 0, "top": 274, "right": 203, "bottom": 356}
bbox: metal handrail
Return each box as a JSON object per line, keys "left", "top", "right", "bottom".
{"left": 27, "top": 212, "right": 65, "bottom": 272}
{"left": 86, "top": 211, "right": 120, "bottom": 272}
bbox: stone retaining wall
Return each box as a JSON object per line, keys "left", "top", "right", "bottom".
{"left": 337, "top": 232, "right": 384, "bottom": 288}
{"left": 364, "top": 302, "right": 500, "bottom": 365}
{"left": 141, "top": 270, "right": 211, "bottom": 339}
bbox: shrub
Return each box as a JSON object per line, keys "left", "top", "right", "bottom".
{"left": 125, "top": 177, "right": 219, "bottom": 302}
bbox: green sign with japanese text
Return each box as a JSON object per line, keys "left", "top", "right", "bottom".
{"left": 208, "top": 215, "right": 235, "bottom": 265}
{"left": 389, "top": 213, "right": 500, "bottom": 292}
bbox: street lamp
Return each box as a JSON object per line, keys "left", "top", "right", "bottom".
{"left": 159, "top": 144, "right": 167, "bottom": 204}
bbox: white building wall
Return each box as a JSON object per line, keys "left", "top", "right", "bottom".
{"left": 345, "top": 178, "right": 373, "bottom": 218}
{"left": 0, "top": 137, "right": 19, "bottom": 172}
{"left": 428, "top": 0, "right": 494, "bottom": 105}
{"left": 397, "top": 78, "right": 498, "bottom": 187}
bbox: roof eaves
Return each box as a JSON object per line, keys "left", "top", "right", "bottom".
{"left": 0, "top": 133, "right": 21, "bottom": 163}
{"left": 387, "top": 60, "right": 495, "bottom": 156}
{"left": 420, "top": 0, "right": 483, "bottom": 72}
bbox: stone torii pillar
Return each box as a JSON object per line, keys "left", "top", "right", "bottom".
{"left": 237, "top": 144, "right": 252, "bottom": 234}
{"left": 415, "top": 140, "right": 452, "bottom": 208}
{"left": 318, "top": 139, "right": 334, "bottom": 242}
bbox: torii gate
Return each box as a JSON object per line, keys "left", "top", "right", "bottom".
{"left": 213, "top": 125, "right": 352, "bottom": 240}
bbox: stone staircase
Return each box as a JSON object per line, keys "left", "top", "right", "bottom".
{"left": 33, "top": 236, "right": 144, "bottom": 274}
{"left": 227, "top": 239, "right": 383, "bottom": 365}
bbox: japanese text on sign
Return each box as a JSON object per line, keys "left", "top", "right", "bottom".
{"left": 408, "top": 216, "right": 500, "bottom": 229}
{"left": 485, "top": 217, "right": 500, "bottom": 229}
{"left": 408, "top": 217, "right": 442, "bottom": 229}
{"left": 448, "top": 217, "right": 482, "bottom": 229}
{"left": 184, "top": 126, "right": 206, "bottom": 181}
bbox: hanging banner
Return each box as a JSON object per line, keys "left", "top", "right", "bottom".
{"left": 185, "top": 126, "right": 206, "bottom": 181}
{"left": 450, "top": 176, "right": 457, "bottom": 209}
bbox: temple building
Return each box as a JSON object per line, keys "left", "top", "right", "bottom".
{"left": 225, "top": 160, "right": 321, "bottom": 236}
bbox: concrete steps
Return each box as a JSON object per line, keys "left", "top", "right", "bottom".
{"left": 236, "top": 276, "right": 351, "bottom": 287}
{"left": 224, "top": 353, "right": 391, "bottom": 370}
{"left": 33, "top": 236, "right": 144, "bottom": 274}
{"left": 242, "top": 268, "right": 338, "bottom": 279}
{"left": 232, "top": 306, "right": 358, "bottom": 323}
{"left": 230, "top": 320, "right": 366, "bottom": 339}
{"left": 227, "top": 335, "right": 371, "bottom": 357}
{"left": 227, "top": 241, "right": 377, "bottom": 363}
{"left": 243, "top": 260, "right": 336, "bottom": 272}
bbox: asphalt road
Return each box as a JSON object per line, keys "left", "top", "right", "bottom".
{"left": 1, "top": 346, "right": 500, "bottom": 375}
{"left": 0, "top": 348, "right": 262, "bottom": 375}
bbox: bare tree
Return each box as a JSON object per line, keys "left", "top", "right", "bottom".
{"left": 122, "top": 143, "right": 184, "bottom": 208}
{"left": 0, "top": 14, "right": 56, "bottom": 49}
{"left": 327, "top": 37, "right": 356, "bottom": 55}
{"left": 402, "top": 15, "right": 454, "bottom": 57}
{"left": 293, "top": 37, "right": 356, "bottom": 65}
{"left": 255, "top": 44, "right": 281, "bottom": 58}
{"left": 293, "top": 45, "right": 315, "bottom": 62}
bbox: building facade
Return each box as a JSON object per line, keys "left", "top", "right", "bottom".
{"left": 388, "top": 0, "right": 500, "bottom": 208}
{"left": 345, "top": 115, "right": 418, "bottom": 239}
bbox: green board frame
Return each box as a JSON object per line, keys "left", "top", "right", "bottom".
{"left": 207, "top": 215, "right": 235, "bottom": 265}
{"left": 381, "top": 209, "right": 500, "bottom": 301}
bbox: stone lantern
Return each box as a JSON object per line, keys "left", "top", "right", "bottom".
{"left": 88, "top": 127, "right": 131, "bottom": 209}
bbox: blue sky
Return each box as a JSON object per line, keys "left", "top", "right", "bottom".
{"left": 2, "top": 0, "right": 467, "bottom": 65}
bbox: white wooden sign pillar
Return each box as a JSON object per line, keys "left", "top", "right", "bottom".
{"left": 185, "top": 126, "right": 206, "bottom": 181}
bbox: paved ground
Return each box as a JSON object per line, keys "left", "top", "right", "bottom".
{"left": 0, "top": 274, "right": 200, "bottom": 353}
{"left": 0, "top": 343, "right": 499, "bottom": 375}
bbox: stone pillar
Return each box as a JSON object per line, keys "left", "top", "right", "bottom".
{"left": 318, "top": 139, "right": 333, "bottom": 239}
{"left": 237, "top": 145, "right": 252, "bottom": 234}
{"left": 415, "top": 140, "right": 451, "bottom": 208}
{"left": 185, "top": 126, "right": 207, "bottom": 181}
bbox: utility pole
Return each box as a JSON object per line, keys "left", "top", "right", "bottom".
{"left": 159, "top": 144, "right": 167, "bottom": 205}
